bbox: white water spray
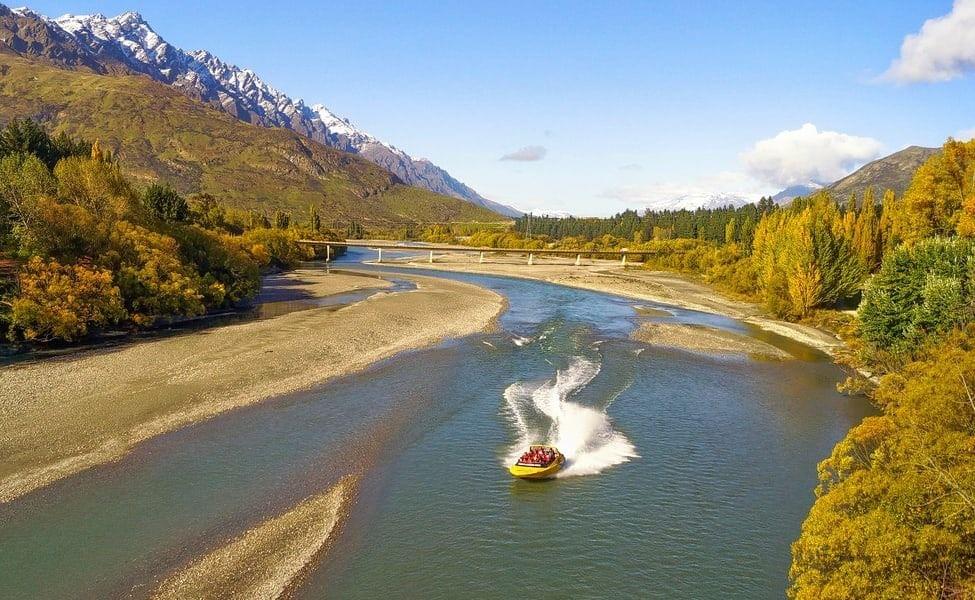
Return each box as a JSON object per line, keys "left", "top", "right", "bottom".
{"left": 501, "top": 357, "right": 638, "bottom": 477}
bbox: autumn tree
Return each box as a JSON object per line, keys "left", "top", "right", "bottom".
{"left": 105, "top": 221, "right": 209, "bottom": 324}
{"left": 752, "top": 194, "right": 865, "bottom": 317}
{"left": 852, "top": 187, "right": 881, "bottom": 270}
{"left": 9, "top": 257, "right": 125, "bottom": 341}
{"left": 188, "top": 193, "right": 229, "bottom": 231}
{"left": 309, "top": 204, "right": 321, "bottom": 232}
{"left": 347, "top": 220, "right": 364, "bottom": 239}
{"left": 54, "top": 156, "right": 131, "bottom": 218}
{"left": 0, "top": 153, "right": 56, "bottom": 240}
{"left": 897, "top": 138, "right": 975, "bottom": 243}
{"left": 790, "top": 328, "right": 975, "bottom": 599}
{"left": 273, "top": 210, "right": 290, "bottom": 229}
{"left": 241, "top": 227, "right": 312, "bottom": 270}
{"left": 724, "top": 217, "right": 737, "bottom": 245}
{"left": 878, "top": 189, "right": 900, "bottom": 255}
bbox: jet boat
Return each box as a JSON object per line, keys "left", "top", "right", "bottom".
{"left": 508, "top": 445, "right": 564, "bottom": 479}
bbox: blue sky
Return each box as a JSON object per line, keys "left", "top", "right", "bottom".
{"left": 24, "top": 0, "right": 975, "bottom": 215}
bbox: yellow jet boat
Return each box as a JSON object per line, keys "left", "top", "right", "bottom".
{"left": 508, "top": 445, "right": 565, "bottom": 479}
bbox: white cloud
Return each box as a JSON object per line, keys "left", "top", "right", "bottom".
{"left": 882, "top": 0, "right": 975, "bottom": 83}
{"left": 500, "top": 145, "right": 547, "bottom": 162}
{"left": 601, "top": 171, "right": 774, "bottom": 212}
{"left": 957, "top": 126, "right": 975, "bottom": 140}
{"left": 595, "top": 124, "right": 883, "bottom": 215}
{"left": 741, "top": 123, "right": 883, "bottom": 188}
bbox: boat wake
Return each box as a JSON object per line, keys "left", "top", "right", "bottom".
{"left": 501, "top": 357, "right": 637, "bottom": 477}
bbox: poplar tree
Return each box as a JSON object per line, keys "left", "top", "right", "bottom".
{"left": 725, "top": 217, "right": 737, "bottom": 245}
{"left": 308, "top": 205, "right": 321, "bottom": 232}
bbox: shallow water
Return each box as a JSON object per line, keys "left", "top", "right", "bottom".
{"left": 0, "top": 249, "right": 872, "bottom": 599}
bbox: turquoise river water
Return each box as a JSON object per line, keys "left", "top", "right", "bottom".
{"left": 0, "top": 249, "right": 872, "bottom": 598}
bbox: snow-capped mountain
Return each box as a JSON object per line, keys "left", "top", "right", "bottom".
{"left": 10, "top": 6, "right": 519, "bottom": 216}
{"left": 647, "top": 193, "right": 752, "bottom": 211}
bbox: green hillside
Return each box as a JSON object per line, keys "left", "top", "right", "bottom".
{"left": 0, "top": 53, "right": 502, "bottom": 224}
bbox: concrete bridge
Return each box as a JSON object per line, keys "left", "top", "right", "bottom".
{"left": 295, "top": 239, "right": 652, "bottom": 266}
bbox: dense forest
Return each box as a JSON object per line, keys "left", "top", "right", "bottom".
{"left": 0, "top": 119, "right": 339, "bottom": 344}
{"left": 424, "top": 138, "right": 975, "bottom": 598}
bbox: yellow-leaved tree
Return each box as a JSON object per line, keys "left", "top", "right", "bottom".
{"left": 10, "top": 257, "right": 126, "bottom": 341}
{"left": 752, "top": 194, "right": 865, "bottom": 317}
{"left": 897, "top": 138, "right": 975, "bottom": 243}
{"left": 789, "top": 328, "right": 975, "bottom": 599}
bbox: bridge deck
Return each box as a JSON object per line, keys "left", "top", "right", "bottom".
{"left": 295, "top": 240, "right": 651, "bottom": 256}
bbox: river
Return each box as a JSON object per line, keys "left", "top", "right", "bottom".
{"left": 0, "top": 249, "right": 872, "bottom": 598}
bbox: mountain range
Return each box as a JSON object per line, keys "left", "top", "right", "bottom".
{"left": 0, "top": 5, "right": 520, "bottom": 217}
{"left": 0, "top": 8, "right": 505, "bottom": 224}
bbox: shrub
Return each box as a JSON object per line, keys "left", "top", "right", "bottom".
{"left": 165, "top": 224, "right": 260, "bottom": 306}
{"left": 105, "top": 221, "right": 208, "bottom": 324}
{"left": 240, "top": 227, "right": 313, "bottom": 269}
{"left": 10, "top": 257, "right": 125, "bottom": 341}
{"left": 143, "top": 183, "right": 189, "bottom": 222}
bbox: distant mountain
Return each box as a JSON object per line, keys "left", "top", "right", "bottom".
{"left": 825, "top": 145, "right": 938, "bottom": 201}
{"left": 640, "top": 192, "right": 753, "bottom": 212}
{"left": 772, "top": 184, "right": 820, "bottom": 204}
{"left": 0, "top": 5, "right": 521, "bottom": 217}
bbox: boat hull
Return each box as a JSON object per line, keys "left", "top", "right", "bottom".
{"left": 508, "top": 449, "right": 565, "bottom": 479}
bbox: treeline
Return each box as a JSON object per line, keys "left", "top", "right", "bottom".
{"left": 0, "top": 119, "right": 338, "bottom": 343}
{"left": 514, "top": 197, "right": 778, "bottom": 245}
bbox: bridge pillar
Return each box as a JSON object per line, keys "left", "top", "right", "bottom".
{"left": 377, "top": 248, "right": 383, "bottom": 263}
{"left": 429, "top": 250, "right": 434, "bottom": 263}
{"left": 528, "top": 253, "right": 534, "bottom": 265}
{"left": 479, "top": 251, "right": 485, "bottom": 264}
{"left": 575, "top": 254, "right": 581, "bottom": 266}
{"left": 621, "top": 253, "right": 627, "bottom": 266}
